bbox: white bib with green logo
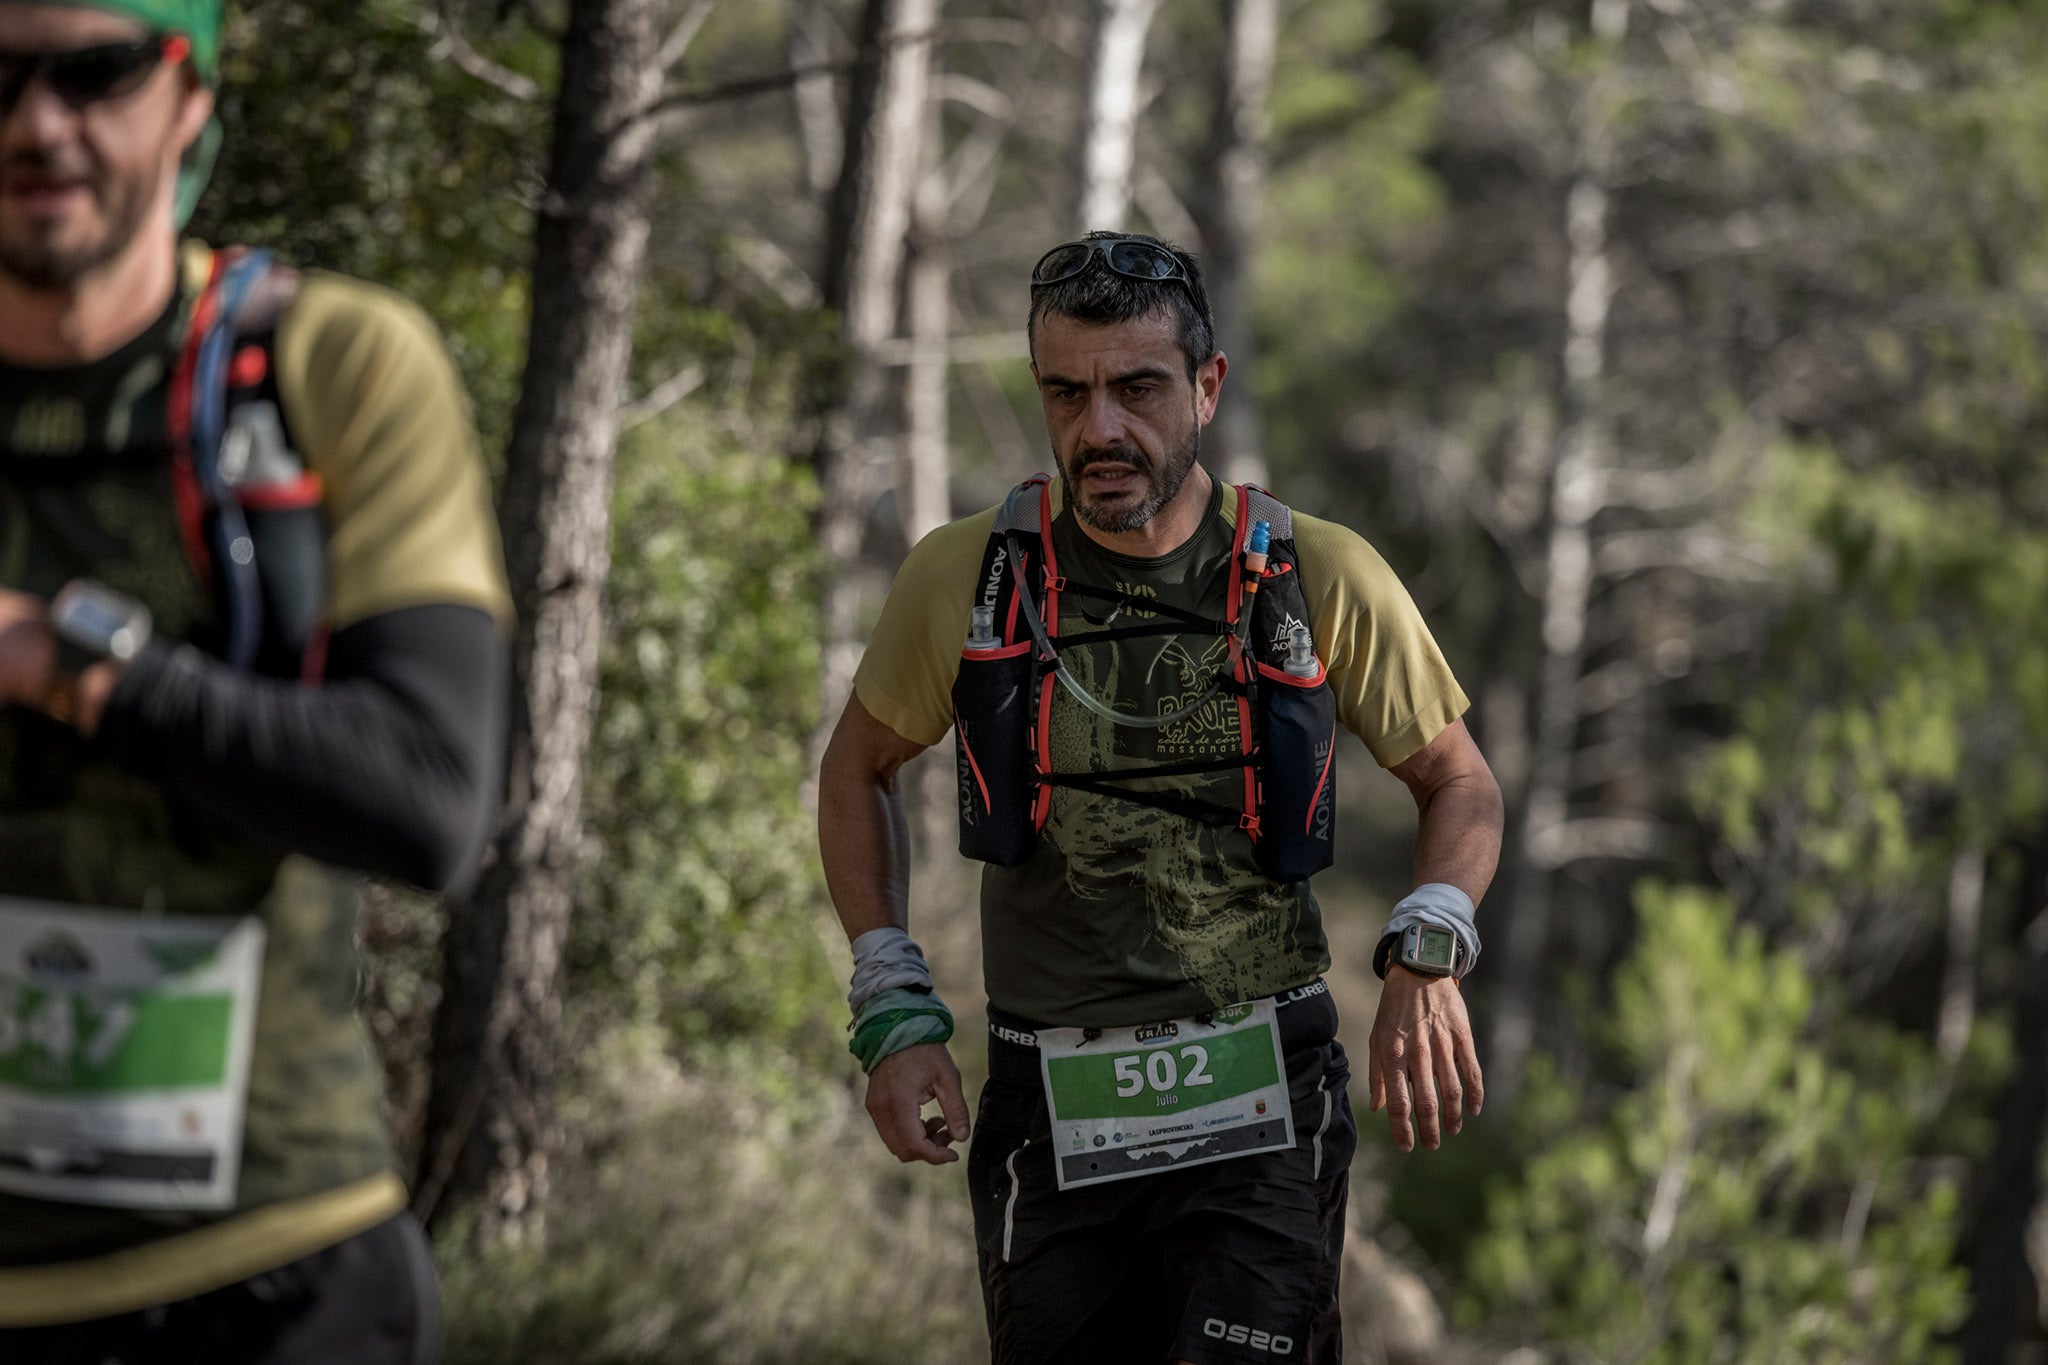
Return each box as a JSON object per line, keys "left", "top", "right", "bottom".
{"left": 0, "top": 898, "right": 264, "bottom": 1210}
{"left": 1038, "top": 999, "right": 1294, "bottom": 1190}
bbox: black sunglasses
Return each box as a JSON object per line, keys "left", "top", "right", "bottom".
{"left": 0, "top": 35, "right": 188, "bottom": 116}
{"left": 1032, "top": 237, "right": 1198, "bottom": 296}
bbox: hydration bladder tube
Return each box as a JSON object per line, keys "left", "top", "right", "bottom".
{"left": 999, "top": 486, "right": 1237, "bottom": 731}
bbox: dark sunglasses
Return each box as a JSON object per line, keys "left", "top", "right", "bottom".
{"left": 1032, "top": 237, "right": 1197, "bottom": 296}
{"left": 0, "top": 34, "right": 189, "bottom": 115}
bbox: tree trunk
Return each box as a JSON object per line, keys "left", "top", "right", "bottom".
{"left": 416, "top": 0, "right": 663, "bottom": 1245}
{"left": 789, "top": 0, "right": 844, "bottom": 199}
{"left": 901, "top": 125, "right": 951, "bottom": 548}
{"left": 1490, "top": 0, "right": 1628, "bottom": 1102}
{"left": 1939, "top": 843, "right": 1985, "bottom": 1068}
{"left": 1195, "top": 0, "right": 1278, "bottom": 487}
{"left": 1075, "top": 0, "right": 1159, "bottom": 232}
{"left": 1962, "top": 840, "right": 2048, "bottom": 1363}
{"left": 813, "top": 0, "right": 938, "bottom": 749}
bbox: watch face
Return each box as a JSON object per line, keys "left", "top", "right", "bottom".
{"left": 1413, "top": 926, "right": 1457, "bottom": 970}
{"left": 63, "top": 592, "right": 132, "bottom": 641}
{"left": 54, "top": 582, "right": 151, "bottom": 662}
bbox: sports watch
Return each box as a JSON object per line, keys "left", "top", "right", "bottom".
{"left": 50, "top": 579, "right": 153, "bottom": 670}
{"left": 1374, "top": 922, "right": 1465, "bottom": 980}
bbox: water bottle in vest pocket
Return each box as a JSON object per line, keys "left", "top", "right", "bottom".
{"left": 954, "top": 605, "right": 1035, "bottom": 866}
{"left": 1254, "top": 625, "right": 1337, "bottom": 881}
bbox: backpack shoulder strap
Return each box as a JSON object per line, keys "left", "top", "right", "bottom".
{"left": 1242, "top": 484, "right": 1294, "bottom": 544}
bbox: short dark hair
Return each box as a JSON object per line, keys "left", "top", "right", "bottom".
{"left": 1027, "top": 230, "right": 1216, "bottom": 382}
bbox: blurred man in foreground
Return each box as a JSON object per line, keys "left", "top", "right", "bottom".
{"left": 0, "top": 2, "right": 508, "bottom": 1358}
{"left": 819, "top": 230, "right": 1504, "bottom": 1363}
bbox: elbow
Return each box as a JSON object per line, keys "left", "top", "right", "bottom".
{"left": 372, "top": 766, "right": 498, "bottom": 897}
{"left": 383, "top": 809, "right": 489, "bottom": 897}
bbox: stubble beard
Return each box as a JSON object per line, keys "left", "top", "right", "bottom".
{"left": 0, "top": 148, "right": 155, "bottom": 290}
{"left": 1060, "top": 422, "right": 1201, "bottom": 535}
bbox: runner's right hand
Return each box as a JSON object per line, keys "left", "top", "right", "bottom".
{"left": 865, "top": 1042, "right": 972, "bottom": 1164}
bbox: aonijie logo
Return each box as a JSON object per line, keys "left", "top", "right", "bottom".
{"left": 957, "top": 730, "right": 980, "bottom": 826}
{"left": 981, "top": 546, "right": 1008, "bottom": 610}
{"left": 1203, "top": 1319, "right": 1294, "bottom": 1354}
{"left": 1309, "top": 738, "right": 1335, "bottom": 842}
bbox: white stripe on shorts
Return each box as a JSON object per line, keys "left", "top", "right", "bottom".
{"left": 1311, "top": 1077, "right": 1333, "bottom": 1180}
{"left": 1002, "top": 1137, "right": 1031, "bottom": 1262}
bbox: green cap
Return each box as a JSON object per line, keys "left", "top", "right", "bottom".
{"left": 37, "top": 0, "right": 223, "bottom": 82}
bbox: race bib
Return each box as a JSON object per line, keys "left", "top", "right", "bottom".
{"left": 0, "top": 898, "right": 265, "bottom": 1210}
{"left": 1038, "top": 999, "right": 1294, "bottom": 1190}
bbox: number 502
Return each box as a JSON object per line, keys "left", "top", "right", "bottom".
{"left": 1113, "top": 1045, "right": 1214, "bottom": 1097}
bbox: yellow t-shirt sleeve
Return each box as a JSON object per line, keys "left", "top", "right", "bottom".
{"left": 275, "top": 273, "right": 512, "bottom": 631}
{"left": 1291, "top": 510, "right": 1469, "bottom": 767}
{"left": 852, "top": 508, "right": 998, "bottom": 747}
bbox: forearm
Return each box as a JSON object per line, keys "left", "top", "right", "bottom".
{"left": 1410, "top": 771, "right": 1504, "bottom": 905}
{"left": 817, "top": 742, "right": 915, "bottom": 943}
{"left": 95, "top": 604, "right": 507, "bottom": 895}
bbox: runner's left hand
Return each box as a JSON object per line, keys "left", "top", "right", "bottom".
{"left": 1367, "top": 968, "right": 1483, "bottom": 1153}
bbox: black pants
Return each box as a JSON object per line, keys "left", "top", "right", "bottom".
{"left": 971, "top": 985, "right": 1358, "bottom": 1365}
{"left": 0, "top": 1213, "right": 441, "bottom": 1365}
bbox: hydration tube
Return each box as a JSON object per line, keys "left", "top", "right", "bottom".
{"left": 1000, "top": 482, "right": 1248, "bottom": 731}
{"left": 189, "top": 250, "right": 275, "bottom": 671}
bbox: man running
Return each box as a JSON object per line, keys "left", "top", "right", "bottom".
{"left": 819, "top": 230, "right": 1504, "bottom": 1363}
{"left": 0, "top": 3, "right": 508, "bottom": 1360}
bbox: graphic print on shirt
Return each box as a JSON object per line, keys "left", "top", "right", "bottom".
{"left": 1042, "top": 619, "right": 1318, "bottom": 1009}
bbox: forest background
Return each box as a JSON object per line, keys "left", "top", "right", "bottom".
{"left": 190, "top": 0, "right": 2047, "bottom": 1361}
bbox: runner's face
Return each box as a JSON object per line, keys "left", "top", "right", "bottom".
{"left": 0, "top": 5, "right": 209, "bottom": 288}
{"left": 1032, "top": 307, "right": 1221, "bottom": 535}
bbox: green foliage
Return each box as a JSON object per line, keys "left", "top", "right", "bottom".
{"left": 196, "top": 0, "right": 545, "bottom": 453}
{"left": 1465, "top": 886, "right": 1973, "bottom": 1363}
{"left": 440, "top": 1059, "right": 984, "bottom": 1365}
{"left": 1695, "top": 436, "right": 2048, "bottom": 945}
{"left": 576, "top": 416, "right": 837, "bottom": 1071}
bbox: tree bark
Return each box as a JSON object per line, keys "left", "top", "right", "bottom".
{"left": 1962, "top": 841, "right": 2048, "bottom": 1363}
{"left": 901, "top": 118, "right": 951, "bottom": 549}
{"left": 1490, "top": 0, "right": 1629, "bottom": 1102}
{"left": 1939, "top": 843, "right": 1985, "bottom": 1068}
{"left": 1075, "top": 0, "right": 1159, "bottom": 232}
{"left": 416, "top": 0, "right": 663, "bottom": 1245}
{"left": 1194, "top": 0, "right": 1278, "bottom": 487}
{"left": 813, "top": 0, "right": 938, "bottom": 752}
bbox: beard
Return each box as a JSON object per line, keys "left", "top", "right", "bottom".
{"left": 0, "top": 145, "right": 158, "bottom": 290}
{"left": 1058, "top": 421, "right": 1201, "bottom": 535}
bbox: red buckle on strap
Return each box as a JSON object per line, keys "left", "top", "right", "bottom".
{"left": 1237, "top": 814, "right": 1262, "bottom": 837}
{"left": 1045, "top": 575, "right": 1067, "bottom": 592}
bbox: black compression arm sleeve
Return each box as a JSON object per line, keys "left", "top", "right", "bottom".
{"left": 94, "top": 603, "right": 509, "bottom": 896}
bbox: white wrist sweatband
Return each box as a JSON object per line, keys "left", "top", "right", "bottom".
{"left": 847, "top": 926, "right": 936, "bottom": 1015}
{"left": 1380, "top": 883, "right": 1481, "bottom": 977}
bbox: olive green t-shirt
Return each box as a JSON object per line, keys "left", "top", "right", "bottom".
{"left": 854, "top": 477, "right": 1469, "bottom": 1028}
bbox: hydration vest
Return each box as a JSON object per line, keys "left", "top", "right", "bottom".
{"left": 952, "top": 475, "right": 1339, "bottom": 882}
{"left": 169, "top": 246, "right": 328, "bottom": 679}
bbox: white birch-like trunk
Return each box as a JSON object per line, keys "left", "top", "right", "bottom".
{"left": 1201, "top": 0, "right": 1278, "bottom": 487}
{"left": 1076, "top": 0, "right": 1159, "bottom": 232}
{"left": 1490, "top": 0, "right": 1629, "bottom": 1102}
{"left": 814, "top": 0, "right": 938, "bottom": 748}
{"left": 1938, "top": 843, "right": 1985, "bottom": 1066}
{"left": 902, "top": 142, "right": 951, "bottom": 547}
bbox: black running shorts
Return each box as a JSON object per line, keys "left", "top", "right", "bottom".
{"left": 969, "top": 982, "right": 1357, "bottom": 1365}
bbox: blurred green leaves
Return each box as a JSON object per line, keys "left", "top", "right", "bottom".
{"left": 1464, "top": 886, "right": 1976, "bottom": 1364}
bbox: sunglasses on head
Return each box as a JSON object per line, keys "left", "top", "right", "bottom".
{"left": 0, "top": 34, "right": 190, "bottom": 116}
{"left": 1032, "top": 237, "right": 1198, "bottom": 297}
